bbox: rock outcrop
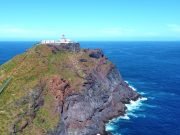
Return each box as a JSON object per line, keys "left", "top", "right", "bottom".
{"left": 52, "top": 54, "right": 139, "bottom": 135}
{"left": 48, "top": 43, "right": 81, "bottom": 53}
{"left": 0, "top": 43, "right": 140, "bottom": 135}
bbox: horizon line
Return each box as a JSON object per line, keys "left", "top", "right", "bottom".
{"left": 0, "top": 40, "right": 180, "bottom": 42}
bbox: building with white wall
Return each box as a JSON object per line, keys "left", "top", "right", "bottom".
{"left": 41, "top": 35, "right": 75, "bottom": 45}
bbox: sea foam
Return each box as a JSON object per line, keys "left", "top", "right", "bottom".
{"left": 106, "top": 83, "right": 147, "bottom": 132}
{"left": 124, "top": 80, "right": 137, "bottom": 91}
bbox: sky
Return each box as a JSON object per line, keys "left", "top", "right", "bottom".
{"left": 0, "top": 0, "right": 180, "bottom": 41}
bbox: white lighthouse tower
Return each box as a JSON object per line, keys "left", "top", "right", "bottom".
{"left": 41, "top": 34, "right": 75, "bottom": 45}
{"left": 59, "top": 34, "right": 73, "bottom": 44}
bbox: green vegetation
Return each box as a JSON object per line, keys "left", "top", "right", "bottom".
{"left": 0, "top": 44, "right": 109, "bottom": 134}
{"left": 33, "top": 93, "right": 60, "bottom": 132}
{"left": 0, "top": 77, "right": 12, "bottom": 94}
{"left": 0, "top": 45, "right": 55, "bottom": 134}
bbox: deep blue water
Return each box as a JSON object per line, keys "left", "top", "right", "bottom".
{"left": 0, "top": 41, "right": 180, "bottom": 135}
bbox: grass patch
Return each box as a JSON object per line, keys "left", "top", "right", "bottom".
{"left": 0, "top": 77, "right": 12, "bottom": 94}
{"left": 0, "top": 44, "right": 109, "bottom": 134}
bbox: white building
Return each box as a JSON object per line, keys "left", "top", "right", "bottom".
{"left": 41, "top": 35, "right": 75, "bottom": 45}
{"left": 41, "top": 40, "right": 56, "bottom": 44}
{"left": 59, "top": 34, "right": 74, "bottom": 43}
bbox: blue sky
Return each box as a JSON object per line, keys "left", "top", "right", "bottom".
{"left": 0, "top": 0, "right": 180, "bottom": 41}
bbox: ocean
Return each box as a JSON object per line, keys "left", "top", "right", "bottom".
{"left": 0, "top": 41, "right": 180, "bottom": 135}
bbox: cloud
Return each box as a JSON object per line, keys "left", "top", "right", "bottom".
{"left": 168, "top": 24, "right": 180, "bottom": 32}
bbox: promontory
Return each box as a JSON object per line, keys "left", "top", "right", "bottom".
{"left": 0, "top": 42, "right": 140, "bottom": 135}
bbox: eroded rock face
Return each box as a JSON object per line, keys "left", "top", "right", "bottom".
{"left": 51, "top": 53, "right": 140, "bottom": 135}
{"left": 47, "top": 43, "right": 80, "bottom": 53}
{"left": 89, "top": 49, "right": 104, "bottom": 59}
{"left": 48, "top": 77, "right": 70, "bottom": 102}
{"left": 0, "top": 43, "right": 140, "bottom": 135}
{"left": 47, "top": 76, "right": 74, "bottom": 113}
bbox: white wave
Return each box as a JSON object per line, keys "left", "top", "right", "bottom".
{"left": 127, "top": 112, "right": 138, "bottom": 118}
{"left": 106, "top": 82, "right": 148, "bottom": 133}
{"left": 124, "top": 80, "right": 129, "bottom": 84}
{"left": 106, "top": 97, "right": 147, "bottom": 132}
{"left": 106, "top": 124, "right": 122, "bottom": 135}
{"left": 124, "top": 80, "right": 137, "bottom": 91}
{"left": 106, "top": 124, "right": 115, "bottom": 131}
{"left": 123, "top": 97, "right": 147, "bottom": 117}
{"left": 120, "top": 114, "right": 130, "bottom": 120}
{"left": 139, "top": 92, "right": 147, "bottom": 95}
{"left": 129, "top": 85, "right": 137, "bottom": 91}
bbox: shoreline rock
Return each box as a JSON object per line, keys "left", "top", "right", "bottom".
{"left": 48, "top": 44, "right": 140, "bottom": 135}
{"left": 0, "top": 43, "right": 140, "bottom": 135}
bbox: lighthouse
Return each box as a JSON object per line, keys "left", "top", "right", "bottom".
{"left": 59, "top": 34, "right": 73, "bottom": 44}
{"left": 41, "top": 35, "right": 75, "bottom": 45}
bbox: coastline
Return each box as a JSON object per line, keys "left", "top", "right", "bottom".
{"left": 105, "top": 82, "right": 147, "bottom": 134}
{"left": 1, "top": 41, "right": 180, "bottom": 135}
{"left": 0, "top": 43, "right": 141, "bottom": 135}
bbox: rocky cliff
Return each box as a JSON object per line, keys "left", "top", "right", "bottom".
{"left": 0, "top": 43, "right": 140, "bottom": 135}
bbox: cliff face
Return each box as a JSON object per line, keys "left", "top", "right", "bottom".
{"left": 0, "top": 43, "right": 139, "bottom": 135}
{"left": 54, "top": 65, "right": 139, "bottom": 135}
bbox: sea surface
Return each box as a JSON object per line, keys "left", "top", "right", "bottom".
{"left": 0, "top": 41, "right": 180, "bottom": 135}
